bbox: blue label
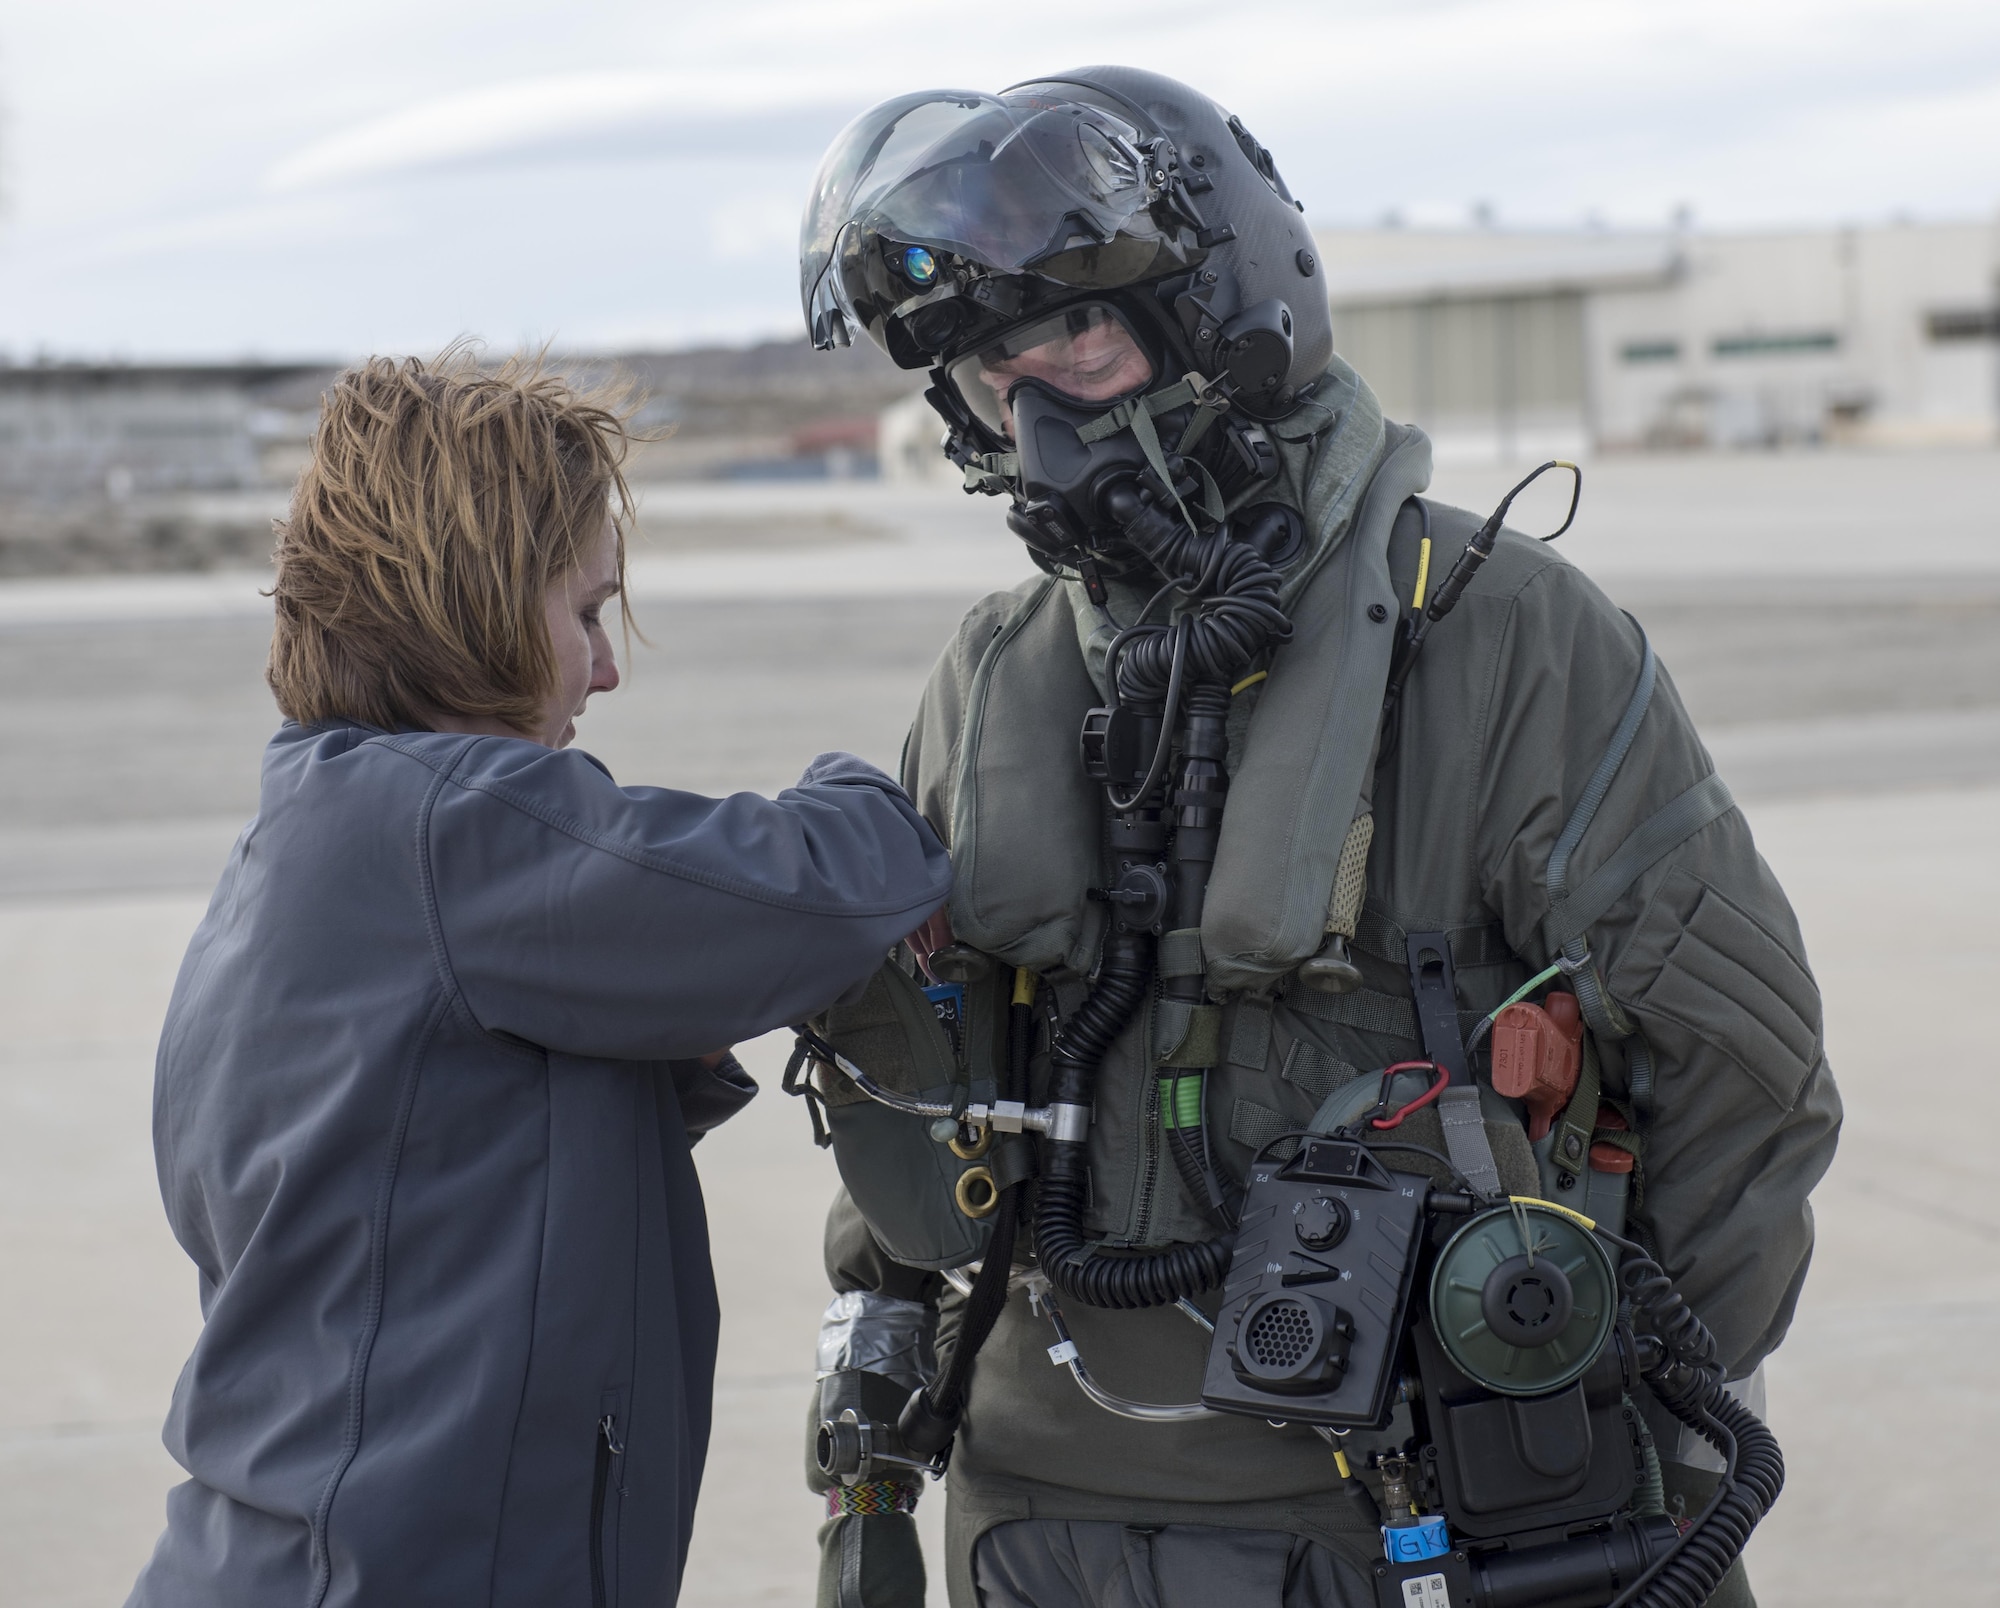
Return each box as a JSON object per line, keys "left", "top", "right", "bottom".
{"left": 1383, "top": 1516, "right": 1451, "bottom": 1563}
{"left": 923, "top": 982, "right": 965, "bottom": 1053}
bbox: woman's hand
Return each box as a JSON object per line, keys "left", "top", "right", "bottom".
{"left": 905, "top": 904, "right": 954, "bottom": 982}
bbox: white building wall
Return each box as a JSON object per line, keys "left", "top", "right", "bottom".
{"left": 1588, "top": 223, "right": 2000, "bottom": 448}
{"left": 1319, "top": 220, "right": 2000, "bottom": 455}
{"left": 878, "top": 390, "right": 960, "bottom": 485}
{"left": 0, "top": 379, "right": 264, "bottom": 500}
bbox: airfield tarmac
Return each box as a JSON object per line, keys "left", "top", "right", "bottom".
{"left": 1, "top": 448, "right": 1996, "bottom": 1606}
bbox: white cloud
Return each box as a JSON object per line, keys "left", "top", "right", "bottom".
{"left": 4, "top": 0, "right": 1999, "bottom": 356}
{"left": 266, "top": 69, "right": 854, "bottom": 191}
{"left": 709, "top": 193, "right": 807, "bottom": 263}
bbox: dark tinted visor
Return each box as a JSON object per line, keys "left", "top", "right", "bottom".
{"left": 800, "top": 89, "right": 1194, "bottom": 349}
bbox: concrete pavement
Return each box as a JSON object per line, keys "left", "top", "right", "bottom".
{"left": 2, "top": 449, "right": 1997, "bottom": 1605}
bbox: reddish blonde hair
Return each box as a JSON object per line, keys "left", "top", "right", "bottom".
{"left": 268, "top": 348, "right": 634, "bottom": 732}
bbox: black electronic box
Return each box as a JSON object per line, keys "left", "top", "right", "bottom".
{"left": 1199, "top": 1137, "right": 1430, "bottom": 1427}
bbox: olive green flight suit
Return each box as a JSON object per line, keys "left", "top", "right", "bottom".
{"left": 810, "top": 402, "right": 1840, "bottom": 1608}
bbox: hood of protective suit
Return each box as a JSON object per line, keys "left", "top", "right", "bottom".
{"left": 937, "top": 360, "right": 1433, "bottom": 993}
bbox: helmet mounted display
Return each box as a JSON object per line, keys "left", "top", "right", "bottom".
{"left": 802, "top": 69, "right": 1329, "bottom": 405}
{"left": 801, "top": 90, "right": 1211, "bottom": 362}
{"left": 800, "top": 68, "right": 1330, "bottom": 567}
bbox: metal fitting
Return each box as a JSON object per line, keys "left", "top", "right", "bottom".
{"left": 956, "top": 1098, "right": 1092, "bottom": 1144}
{"left": 955, "top": 1166, "right": 999, "bottom": 1219}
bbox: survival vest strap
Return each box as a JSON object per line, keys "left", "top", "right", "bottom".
{"left": 1540, "top": 621, "right": 1740, "bottom": 1124}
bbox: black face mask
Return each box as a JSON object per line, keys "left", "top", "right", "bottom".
{"left": 1004, "top": 381, "right": 1156, "bottom": 567}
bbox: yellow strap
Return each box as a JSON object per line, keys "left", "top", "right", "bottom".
{"left": 1230, "top": 670, "right": 1268, "bottom": 695}
{"left": 1012, "top": 967, "right": 1035, "bottom": 1007}
{"left": 1412, "top": 537, "right": 1433, "bottom": 612}
{"left": 1508, "top": 1195, "right": 1597, "bottom": 1231}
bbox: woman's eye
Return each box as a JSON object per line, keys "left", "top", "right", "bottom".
{"left": 582, "top": 608, "right": 601, "bottom": 628}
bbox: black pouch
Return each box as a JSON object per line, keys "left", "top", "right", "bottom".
{"left": 808, "top": 959, "right": 1009, "bottom": 1272}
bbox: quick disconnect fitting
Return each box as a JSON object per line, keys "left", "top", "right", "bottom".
{"left": 895, "top": 1386, "right": 960, "bottom": 1461}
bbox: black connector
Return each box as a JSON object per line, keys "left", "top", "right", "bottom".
{"left": 895, "top": 1386, "right": 959, "bottom": 1462}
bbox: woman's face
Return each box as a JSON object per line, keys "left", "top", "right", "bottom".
{"left": 536, "top": 516, "right": 622, "bottom": 748}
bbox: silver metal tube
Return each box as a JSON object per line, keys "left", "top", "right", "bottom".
{"left": 960, "top": 1098, "right": 1091, "bottom": 1140}
{"left": 824, "top": 1045, "right": 1092, "bottom": 1142}
{"left": 824, "top": 1050, "right": 956, "bottom": 1120}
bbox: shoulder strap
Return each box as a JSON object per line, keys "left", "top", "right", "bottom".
{"left": 1541, "top": 771, "right": 1737, "bottom": 959}
{"left": 1543, "top": 622, "right": 1738, "bottom": 1047}
{"left": 1547, "top": 621, "right": 1657, "bottom": 905}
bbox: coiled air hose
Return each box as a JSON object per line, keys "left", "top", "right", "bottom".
{"left": 1607, "top": 1240, "right": 1787, "bottom": 1608}
{"left": 1032, "top": 928, "right": 1235, "bottom": 1308}
{"left": 1099, "top": 479, "right": 1290, "bottom": 697}
{"left": 1024, "top": 471, "right": 1291, "bottom": 1311}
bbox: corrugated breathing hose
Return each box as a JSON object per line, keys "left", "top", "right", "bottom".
{"left": 1608, "top": 1241, "right": 1786, "bottom": 1608}
{"left": 1031, "top": 929, "right": 1235, "bottom": 1308}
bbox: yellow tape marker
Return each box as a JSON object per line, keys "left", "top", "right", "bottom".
{"left": 1508, "top": 1195, "right": 1597, "bottom": 1231}
{"left": 1011, "top": 967, "right": 1035, "bottom": 1007}
{"left": 1412, "top": 536, "right": 1433, "bottom": 612}
{"left": 1230, "top": 670, "right": 1269, "bottom": 695}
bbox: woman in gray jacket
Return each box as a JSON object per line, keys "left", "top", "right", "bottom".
{"left": 127, "top": 353, "right": 952, "bottom": 1608}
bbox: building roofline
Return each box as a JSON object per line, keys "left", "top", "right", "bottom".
{"left": 1313, "top": 234, "right": 1683, "bottom": 304}
{"left": 0, "top": 362, "right": 337, "bottom": 393}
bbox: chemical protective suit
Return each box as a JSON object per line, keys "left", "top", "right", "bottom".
{"left": 793, "top": 67, "right": 1838, "bottom": 1608}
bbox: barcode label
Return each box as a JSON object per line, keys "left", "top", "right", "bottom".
{"left": 1401, "top": 1574, "right": 1452, "bottom": 1607}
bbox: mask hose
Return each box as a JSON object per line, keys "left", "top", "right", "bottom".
{"left": 1032, "top": 928, "right": 1236, "bottom": 1308}
{"left": 1031, "top": 467, "right": 1295, "bottom": 1310}
{"left": 1602, "top": 1240, "right": 1787, "bottom": 1608}
{"left": 1098, "top": 477, "right": 1290, "bottom": 695}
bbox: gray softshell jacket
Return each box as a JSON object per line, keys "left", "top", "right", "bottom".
{"left": 132, "top": 723, "right": 951, "bottom": 1608}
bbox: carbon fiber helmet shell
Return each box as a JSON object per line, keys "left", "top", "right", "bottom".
{"left": 800, "top": 68, "right": 1331, "bottom": 420}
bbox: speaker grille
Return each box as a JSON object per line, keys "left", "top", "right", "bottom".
{"left": 1245, "top": 1297, "right": 1316, "bottom": 1371}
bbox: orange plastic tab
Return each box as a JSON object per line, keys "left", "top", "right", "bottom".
{"left": 1490, "top": 992, "right": 1583, "bottom": 1141}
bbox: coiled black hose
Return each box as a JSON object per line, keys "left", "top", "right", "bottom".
{"left": 1607, "top": 1246, "right": 1787, "bottom": 1608}
{"left": 1100, "top": 480, "right": 1290, "bottom": 700}
{"left": 1033, "top": 929, "right": 1236, "bottom": 1307}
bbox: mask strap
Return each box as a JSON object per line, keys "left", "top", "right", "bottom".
{"left": 962, "top": 450, "right": 1019, "bottom": 494}
{"left": 1075, "top": 373, "right": 1223, "bottom": 540}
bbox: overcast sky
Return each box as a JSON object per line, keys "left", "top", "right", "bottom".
{"left": 1, "top": 0, "right": 1996, "bottom": 361}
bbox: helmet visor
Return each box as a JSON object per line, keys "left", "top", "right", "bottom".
{"left": 945, "top": 302, "right": 1155, "bottom": 440}
{"left": 800, "top": 89, "right": 1195, "bottom": 346}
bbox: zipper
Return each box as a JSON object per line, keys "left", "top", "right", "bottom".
{"left": 590, "top": 1413, "right": 624, "bottom": 1608}
{"left": 1133, "top": 1004, "right": 1160, "bottom": 1245}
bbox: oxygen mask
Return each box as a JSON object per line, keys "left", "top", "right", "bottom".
{"left": 947, "top": 301, "right": 1297, "bottom": 591}
{"left": 944, "top": 303, "right": 1157, "bottom": 568}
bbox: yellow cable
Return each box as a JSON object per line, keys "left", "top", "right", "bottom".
{"left": 1012, "top": 967, "right": 1035, "bottom": 1007}
{"left": 1412, "top": 537, "right": 1433, "bottom": 611}
{"left": 1230, "top": 670, "right": 1268, "bottom": 695}
{"left": 1508, "top": 1195, "right": 1597, "bottom": 1231}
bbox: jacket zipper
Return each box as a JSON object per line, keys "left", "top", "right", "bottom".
{"left": 1133, "top": 1006, "right": 1160, "bottom": 1245}
{"left": 590, "top": 1413, "right": 624, "bottom": 1608}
